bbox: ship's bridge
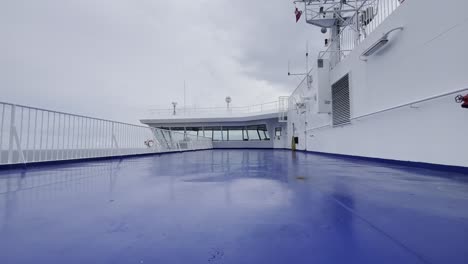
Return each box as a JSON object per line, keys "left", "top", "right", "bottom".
{"left": 140, "top": 100, "right": 289, "bottom": 149}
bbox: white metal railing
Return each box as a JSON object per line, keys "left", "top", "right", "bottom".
{"left": 288, "top": 68, "right": 314, "bottom": 113}
{"left": 358, "top": 0, "right": 402, "bottom": 40}
{"left": 319, "top": 0, "right": 402, "bottom": 67}
{"left": 0, "top": 102, "right": 213, "bottom": 166}
{"left": 147, "top": 101, "right": 280, "bottom": 118}
{"left": 306, "top": 88, "right": 468, "bottom": 132}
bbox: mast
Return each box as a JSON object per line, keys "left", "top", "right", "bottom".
{"left": 294, "top": 0, "right": 373, "bottom": 65}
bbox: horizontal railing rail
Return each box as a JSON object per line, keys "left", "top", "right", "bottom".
{"left": 0, "top": 102, "right": 213, "bottom": 166}
{"left": 0, "top": 101, "right": 145, "bottom": 128}
{"left": 147, "top": 101, "right": 280, "bottom": 117}
{"left": 306, "top": 88, "right": 468, "bottom": 132}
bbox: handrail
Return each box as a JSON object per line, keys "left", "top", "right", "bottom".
{"left": 0, "top": 100, "right": 147, "bottom": 129}
{"left": 0, "top": 101, "right": 213, "bottom": 165}
{"left": 290, "top": 68, "right": 314, "bottom": 98}
{"left": 0, "top": 101, "right": 213, "bottom": 140}
{"left": 316, "top": 0, "right": 401, "bottom": 68}
{"left": 306, "top": 88, "right": 468, "bottom": 132}
{"left": 149, "top": 101, "right": 279, "bottom": 112}
{"left": 147, "top": 100, "right": 280, "bottom": 117}
{"left": 318, "top": 50, "right": 353, "bottom": 59}
{"left": 0, "top": 101, "right": 212, "bottom": 138}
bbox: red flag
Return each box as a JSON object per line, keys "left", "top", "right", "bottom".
{"left": 295, "top": 7, "right": 303, "bottom": 23}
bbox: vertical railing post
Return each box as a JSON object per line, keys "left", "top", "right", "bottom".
{"left": 33, "top": 111, "right": 37, "bottom": 162}
{"left": 111, "top": 122, "right": 119, "bottom": 156}
{"left": 87, "top": 118, "right": 91, "bottom": 158}
{"left": 0, "top": 104, "right": 5, "bottom": 164}
{"left": 67, "top": 115, "right": 71, "bottom": 160}
{"left": 41, "top": 111, "right": 46, "bottom": 161}
{"left": 7, "top": 105, "right": 16, "bottom": 164}
{"left": 26, "top": 108, "right": 30, "bottom": 162}
{"left": 80, "top": 117, "right": 84, "bottom": 158}
{"left": 57, "top": 113, "right": 61, "bottom": 160}
{"left": 176, "top": 132, "right": 181, "bottom": 152}
{"left": 7, "top": 105, "right": 25, "bottom": 164}
{"left": 62, "top": 114, "right": 66, "bottom": 160}
{"left": 51, "top": 113, "right": 55, "bottom": 160}
{"left": 111, "top": 122, "right": 115, "bottom": 156}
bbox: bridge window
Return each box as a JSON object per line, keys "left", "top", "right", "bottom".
{"left": 247, "top": 129, "right": 260, "bottom": 140}
{"left": 222, "top": 129, "right": 228, "bottom": 141}
{"left": 261, "top": 130, "right": 270, "bottom": 140}
{"left": 164, "top": 125, "right": 270, "bottom": 141}
{"left": 203, "top": 128, "right": 213, "bottom": 139}
{"left": 212, "top": 127, "right": 222, "bottom": 141}
{"left": 246, "top": 125, "right": 268, "bottom": 141}
{"left": 186, "top": 127, "right": 199, "bottom": 136}
{"left": 243, "top": 129, "right": 249, "bottom": 141}
{"left": 227, "top": 128, "right": 243, "bottom": 141}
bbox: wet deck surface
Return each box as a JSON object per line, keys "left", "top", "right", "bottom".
{"left": 0, "top": 149, "right": 467, "bottom": 264}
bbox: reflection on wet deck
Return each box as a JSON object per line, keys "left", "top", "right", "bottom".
{"left": 1, "top": 149, "right": 467, "bottom": 264}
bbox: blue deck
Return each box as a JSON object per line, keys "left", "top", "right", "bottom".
{"left": 0, "top": 149, "right": 467, "bottom": 264}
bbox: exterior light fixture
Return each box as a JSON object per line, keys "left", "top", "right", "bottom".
{"left": 361, "top": 27, "right": 404, "bottom": 58}
{"left": 225, "top": 96, "right": 232, "bottom": 109}
{"left": 361, "top": 38, "right": 389, "bottom": 57}
{"left": 171, "top": 102, "right": 178, "bottom": 115}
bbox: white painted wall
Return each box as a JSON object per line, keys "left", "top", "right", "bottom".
{"left": 288, "top": 0, "right": 468, "bottom": 167}
{"left": 213, "top": 140, "right": 273, "bottom": 149}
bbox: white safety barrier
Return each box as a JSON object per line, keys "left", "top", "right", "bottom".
{"left": 147, "top": 101, "right": 279, "bottom": 118}
{"left": 0, "top": 102, "right": 213, "bottom": 166}
{"left": 319, "top": 0, "right": 402, "bottom": 67}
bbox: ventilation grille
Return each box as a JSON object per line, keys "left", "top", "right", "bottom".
{"left": 332, "top": 74, "right": 350, "bottom": 126}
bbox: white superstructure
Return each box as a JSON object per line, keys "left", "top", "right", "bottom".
{"left": 288, "top": 0, "right": 468, "bottom": 167}
{"left": 142, "top": 0, "right": 468, "bottom": 168}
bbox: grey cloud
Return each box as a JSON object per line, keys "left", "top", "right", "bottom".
{"left": 1, "top": 0, "right": 323, "bottom": 124}
{"left": 202, "top": 1, "right": 326, "bottom": 84}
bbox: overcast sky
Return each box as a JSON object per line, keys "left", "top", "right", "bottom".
{"left": 1, "top": 0, "right": 323, "bottom": 124}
